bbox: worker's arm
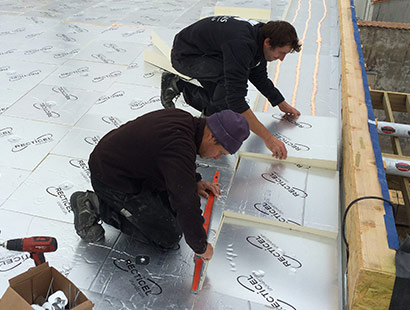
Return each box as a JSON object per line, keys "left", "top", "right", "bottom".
{"left": 242, "top": 108, "right": 287, "bottom": 159}
{"left": 196, "top": 243, "right": 213, "bottom": 261}
{"left": 277, "top": 101, "right": 301, "bottom": 119}
{"left": 197, "top": 180, "right": 221, "bottom": 198}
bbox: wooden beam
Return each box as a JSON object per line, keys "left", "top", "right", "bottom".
{"left": 371, "top": 89, "right": 408, "bottom": 112}
{"left": 338, "top": 1, "right": 396, "bottom": 309}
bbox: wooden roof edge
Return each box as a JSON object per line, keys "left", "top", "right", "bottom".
{"left": 358, "top": 20, "right": 410, "bottom": 30}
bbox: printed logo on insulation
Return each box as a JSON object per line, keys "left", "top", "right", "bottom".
{"left": 113, "top": 258, "right": 163, "bottom": 298}
{"left": 95, "top": 91, "right": 125, "bottom": 104}
{"left": 69, "top": 159, "right": 91, "bottom": 182}
{"left": 246, "top": 235, "right": 302, "bottom": 269}
{"left": 272, "top": 114, "right": 312, "bottom": 129}
{"left": 11, "top": 134, "right": 54, "bottom": 152}
{"left": 102, "top": 116, "right": 122, "bottom": 128}
{"left": 272, "top": 132, "right": 310, "bottom": 152}
{"left": 92, "top": 71, "right": 121, "bottom": 83}
{"left": 253, "top": 202, "right": 300, "bottom": 225}
{"left": 33, "top": 102, "right": 60, "bottom": 118}
{"left": 9, "top": 70, "right": 42, "bottom": 82}
{"left": 236, "top": 274, "right": 296, "bottom": 310}
{"left": 52, "top": 86, "right": 78, "bottom": 101}
{"left": 54, "top": 49, "right": 80, "bottom": 59}
{"left": 0, "top": 253, "right": 30, "bottom": 272}
{"left": 0, "top": 127, "right": 13, "bottom": 138}
{"left": 261, "top": 172, "right": 308, "bottom": 199}
{"left": 59, "top": 67, "right": 89, "bottom": 79}
{"left": 46, "top": 186, "right": 71, "bottom": 214}
{"left": 129, "top": 96, "right": 160, "bottom": 110}
{"left": 84, "top": 135, "right": 100, "bottom": 146}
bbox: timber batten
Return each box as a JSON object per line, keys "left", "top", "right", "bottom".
{"left": 339, "top": 0, "right": 396, "bottom": 309}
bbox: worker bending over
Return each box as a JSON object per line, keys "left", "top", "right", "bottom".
{"left": 161, "top": 16, "right": 301, "bottom": 160}
{"left": 70, "top": 109, "right": 250, "bottom": 262}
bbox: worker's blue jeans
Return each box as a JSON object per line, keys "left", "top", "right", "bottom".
{"left": 171, "top": 50, "right": 226, "bottom": 116}
{"left": 91, "top": 175, "right": 182, "bottom": 251}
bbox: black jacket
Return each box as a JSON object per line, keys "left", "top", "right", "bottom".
{"left": 172, "top": 16, "right": 285, "bottom": 113}
{"left": 89, "top": 109, "right": 207, "bottom": 253}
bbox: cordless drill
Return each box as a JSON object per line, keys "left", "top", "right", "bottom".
{"left": 1, "top": 236, "right": 58, "bottom": 266}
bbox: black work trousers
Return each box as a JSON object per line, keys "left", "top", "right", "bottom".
{"left": 91, "top": 175, "right": 182, "bottom": 251}
{"left": 171, "top": 50, "right": 227, "bottom": 116}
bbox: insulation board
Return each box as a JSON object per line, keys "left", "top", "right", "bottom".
{"left": 151, "top": 28, "right": 179, "bottom": 61}
{"left": 239, "top": 113, "right": 338, "bottom": 170}
{"left": 214, "top": 0, "right": 271, "bottom": 21}
{"left": 143, "top": 45, "right": 191, "bottom": 80}
{"left": 203, "top": 211, "right": 339, "bottom": 309}
{"left": 227, "top": 157, "right": 339, "bottom": 234}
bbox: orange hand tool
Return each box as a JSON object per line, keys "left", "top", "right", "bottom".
{"left": 192, "top": 170, "right": 219, "bottom": 292}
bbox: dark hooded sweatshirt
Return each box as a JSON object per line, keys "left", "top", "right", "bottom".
{"left": 172, "top": 16, "right": 285, "bottom": 113}
{"left": 89, "top": 109, "right": 207, "bottom": 254}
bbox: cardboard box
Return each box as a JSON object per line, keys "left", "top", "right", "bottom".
{"left": 0, "top": 262, "right": 93, "bottom": 309}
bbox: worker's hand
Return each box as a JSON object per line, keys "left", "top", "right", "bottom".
{"left": 197, "top": 180, "right": 221, "bottom": 198}
{"left": 277, "top": 101, "right": 301, "bottom": 119}
{"left": 264, "top": 135, "right": 287, "bottom": 160}
{"left": 196, "top": 243, "right": 213, "bottom": 261}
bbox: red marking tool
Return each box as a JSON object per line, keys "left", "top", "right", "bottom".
{"left": 192, "top": 170, "right": 219, "bottom": 292}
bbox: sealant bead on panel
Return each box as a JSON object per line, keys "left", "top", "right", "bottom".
{"left": 275, "top": 248, "right": 284, "bottom": 255}
{"left": 46, "top": 100, "right": 57, "bottom": 107}
{"left": 252, "top": 270, "right": 265, "bottom": 277}
{"left": 34, "top": 196, "right": 47, "bottom": 205}
{"left": 59, "top": 181, "right": 74, "bottom": 190}
{"left": 8, "top": 135, "right": 21, "bottom": 142}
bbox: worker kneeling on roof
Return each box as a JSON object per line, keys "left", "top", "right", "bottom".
{"left": 70, "top": 109, "right": 250, "bottom": 261}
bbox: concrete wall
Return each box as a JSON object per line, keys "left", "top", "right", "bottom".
{"left": 373, "top": 0, "right": 410, "bottom": 23}
{"left": 355, "top": 0, "right": 410, "bottom": 23}
{"left": 359, "top": 25, "right": 410, "bottom": 93}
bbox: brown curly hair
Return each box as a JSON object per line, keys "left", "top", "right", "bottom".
{"left": 260, "top": 21, "right": 302, "bottom": 53}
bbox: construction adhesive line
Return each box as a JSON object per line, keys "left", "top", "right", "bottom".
{"left": 291, "top": 0, "right": 312, "bottom": 109}
{"left": 263, "top": 0, "right": 301, "bottom": 113}
{"left": 310, "top": 0, "right": 327, "bottom": 116}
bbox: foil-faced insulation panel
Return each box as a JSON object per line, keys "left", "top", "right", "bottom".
{"left": 240, "top": 113, "right": 338, "bottom": 170}
{"left": 204, "top": 212, "right": 339, "bottom": 310}
{"left": 89, "top": 165, "right": 234, "bottom": 307}
{"left": 227, "top": 157, "right": 339, "bottom": 234}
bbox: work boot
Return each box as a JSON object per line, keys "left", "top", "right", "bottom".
{"left": 160, "top": 72, "right": 180, "bottom": 109}
{"left": 70, "top": 191, "right": 105, "bottom": 242}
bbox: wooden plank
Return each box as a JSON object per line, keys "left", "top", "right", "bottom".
{"left": 406, "top": 94, "right": 410, "bottom": 116}
{"left": 338, "top": 1, "right": 396, "bottom": 309}
{"left": 221, "top": 210, "right": 338, "bottom": 239}
{"left": 382, "top": 92, "right": 403, "bottom": 155}
{"left": 239, "top": 151, "right": 336, "bottom": 170}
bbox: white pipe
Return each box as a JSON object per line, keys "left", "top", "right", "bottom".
{"left": 377, "top": 120, "right": 410, "bottom": 138}
{"left": 383, "top": 156, "right": 410, "bottom": 177}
